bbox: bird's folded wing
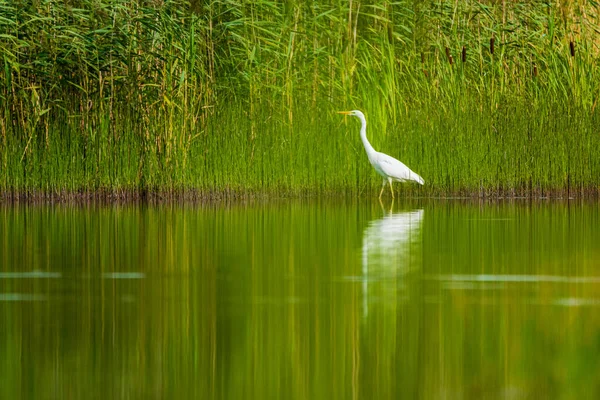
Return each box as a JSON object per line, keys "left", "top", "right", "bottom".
{"left": 376, "top": 152, "right": 414, "bottom": 181}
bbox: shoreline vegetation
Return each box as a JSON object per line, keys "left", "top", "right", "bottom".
{"left": 2, "top": 186, "right": 599, "bottom": 205}
{"left": 1, "top": 1, "right": 599, "bottom": 201}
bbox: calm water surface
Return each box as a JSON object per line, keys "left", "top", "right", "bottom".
{"left": 1, "top": 199, "right": 600, "bottom": 399}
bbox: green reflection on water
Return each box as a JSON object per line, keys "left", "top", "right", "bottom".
{"left": 1, "top": 200, "right": 599, "bottom": 399}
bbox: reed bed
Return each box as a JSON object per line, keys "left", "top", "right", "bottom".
{"left": 1, "top": 0, "right": 599, "bottom": 199}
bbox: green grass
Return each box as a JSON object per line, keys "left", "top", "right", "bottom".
{"left": 1, "top": 1, "right": 599, "bottom": 199}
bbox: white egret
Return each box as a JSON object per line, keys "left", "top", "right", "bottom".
{"left": 338, "top": 110, "right": 424, "bottom": 198}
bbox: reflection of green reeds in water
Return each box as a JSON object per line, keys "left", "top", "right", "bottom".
{"left": 0, "top": 1, "right": 599, "bottom": 197}
{"left": 1, "top": 201, "right": 600, "bottom": 397}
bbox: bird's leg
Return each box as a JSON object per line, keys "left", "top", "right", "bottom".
{"left": 378, "top": 196, "right": 385, "bottom": 213}
{"left": 379, "top": 179, "right": 386, "bottom": 199}
{"left": 388, "top": 178, "right": 395, "bottom": 199}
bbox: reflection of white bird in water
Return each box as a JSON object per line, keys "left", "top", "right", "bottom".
{"left": 338, "top": 110, "right": 424, "bottom": 198}
{"left": 362, "top": 205, "right": 424, "bottom": 318}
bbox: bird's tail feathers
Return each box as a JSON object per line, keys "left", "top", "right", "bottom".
{"left": 412, "top": 173, "right": 425, "bottom": 185}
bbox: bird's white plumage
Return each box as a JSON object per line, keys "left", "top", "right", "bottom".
{"left": 338, "top": 109, "right": 424, "bottom": 198}
{"left": 375, "top": 152, "right": 425, "bottom": 185}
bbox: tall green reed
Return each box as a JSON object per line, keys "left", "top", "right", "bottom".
{"left": 0, "top": 1, "right": 599, "bottom": 198}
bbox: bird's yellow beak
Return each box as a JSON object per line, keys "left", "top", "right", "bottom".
{"left": 337, "top": 111, "right": 352, "bottom": 115}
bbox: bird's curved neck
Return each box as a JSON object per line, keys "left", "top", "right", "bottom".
{"left": 358, "top": 114, "right": 376, "bottom": 157}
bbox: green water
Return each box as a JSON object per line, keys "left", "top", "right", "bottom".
{"left": 1, "top": 200, "right": 599, "bottom": 399}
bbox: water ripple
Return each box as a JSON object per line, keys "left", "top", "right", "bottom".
{"left": 102, "top": 272, "right": 146, "bottom": 279}
{"left": 0, "top": 271, "right": 61, "bottom": 279}
{"left": 429, "top": 274, "right": 600, "bottom": 283}
{"left": 0, "top": 293, "right": 46, "bottom": 302}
